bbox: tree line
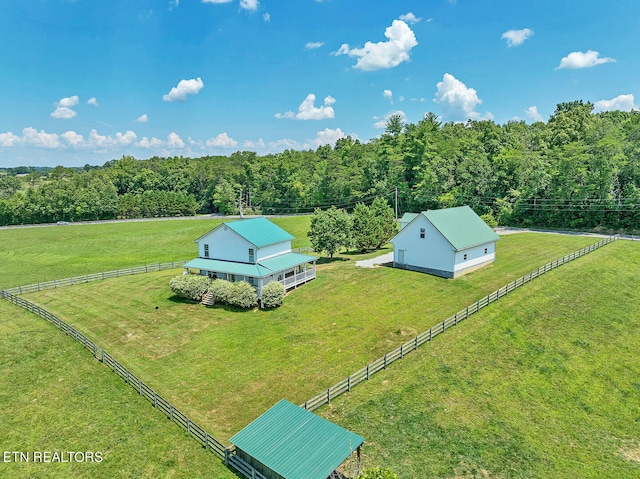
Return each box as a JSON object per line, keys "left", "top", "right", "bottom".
{"left": 1, "top": 100, "right": 639, "bottom": 232}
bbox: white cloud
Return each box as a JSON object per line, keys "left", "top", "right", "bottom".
{"left": 594, "top": 94, "right": 638, "bottom": 112}
{"left": 58, "top": 96, "right": 79, "bottom": 108}
{"left": 206, "top": 132, "right": 238, "bottom": 148}
{"left": 167, "top": 132, "right": 185, "bottom": 148}
{"left": 334, "top": 19, "right": 418, "bottom": 71}
{"left": 305, "top": 41, "right": 325, "bottom": 49}
{"left": 383, "top": 89, "right": 393, "bottom": 100}
{"left": 61, "top": 131, "right": 84, "bottom": 146}
{"left": 87, "top": 97, "right": 99, "bottom": 106}
{"left": 501, "top": 28, "right": 534, "bottom": 47}
{"left": 399, "top": 12, "right": 421, "bottom": 24}
{"left": 275, "top": 94, "right": 336, "bottom": 120}
{"left": 0, "top": 131, "right": 22, "bottom": 147}
{"left": 136, "top": 114, "right": 149, "bottom": 123}
{"left": 51, "top": 95, "right": 80, "bottom": 119}
{"left": 525, "top": 106, "right": 544, "bottom": 122}
{"left": 269, "top": 138, "right": 300, "bottom": 150}
{"left": 433, "top": 73, "right": 491, "bottom": 122}
{"left": 116, "top": 131, "right": 137, "bottom": 145}
{"left": 557, "top": 50, "right": 616, "bottom": 69}
{"left": 22, "top": 127, "right": 61, "bottom": 148}
{"left": 309, "top": 127, "right": 348, "bottom": 148}
{"left": 137, "top": 136, "right": 165, "bottom": 148}
{"left": 373, "top": 110, "right": 408, "bottom": 129}
{"left": 240, "top": 0, "right": 258, "bottom": 11}
{"left": 162, "top": 77, "right": 204, "bottom": 102}
{"left": 88, "top": 129, "right": 109, "bottom": 148}
{"left": 243, "top": 138, "right": 266, "bottom": 149}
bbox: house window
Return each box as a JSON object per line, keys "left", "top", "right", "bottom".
{"left": 248, "top": 277, "right": 255, "bottom": 286}
{"left": 207, "top": 271, "right": 217, "bottom": 279}
{"left": 248, "top": 248, "right": 255, "bottom": 263}
{"left": 463, "top": 254, "right": 468, "bottom": 260}
{"left": 204, "top": 244, "right": 209, "bottom": 258}
{"left": 229, "top": 274, "right": 236, "bottom": 282}
{"left": 419, "top": 228, "right": 425, "bottom": 239}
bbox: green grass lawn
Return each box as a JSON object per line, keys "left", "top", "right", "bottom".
{"left": 319, "top": 239, "right": 640, "bottom": 478}
{"left": 0, "top": 215, "right": 311, "bottom": 289}
{"left": 23, "top": 233, "right": 599, "bottom": 442}
{"left": 0, "top": 300, "right": 237, "bottom": 479}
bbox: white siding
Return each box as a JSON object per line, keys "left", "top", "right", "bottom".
{"left": 197, "top": 226, "right": 254, "bottom": 263}
{"left": 393, "top": 215, "right": 455, "bottom": 273}
{"left": 453, "top": 242, "right": 496, "bottom": 273}
{"left": 256, "top": 241, "right": 292, "bottom": 261}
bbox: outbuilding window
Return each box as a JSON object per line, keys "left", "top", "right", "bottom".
{"left": 419, "top": 228, "right": 425, "bottom": 239}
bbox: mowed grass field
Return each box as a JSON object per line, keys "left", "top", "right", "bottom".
{"left": 319, "top": 239, "right": 640, "bottom": 479}
{"left": 2, "top": 216, "right": 637, "bottom": 478}
{"left": 0, "top": 300, "right": 236, "bottom": 479}
{"left": 22, "top": 230, "right": 599, "bottom": 441}
{"left": 0, "top": 216, "right": 310, "bottom": 289}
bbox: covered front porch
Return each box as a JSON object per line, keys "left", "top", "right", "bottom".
{"left": 183, "top": 252, "right": 317, "bottom": 298}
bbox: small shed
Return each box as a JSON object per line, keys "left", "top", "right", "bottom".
{"left": 229, "top": 399, "right": 365, "bottom": 479}
{"left": 392, "top": 205, "right": 500, "bottom": 278}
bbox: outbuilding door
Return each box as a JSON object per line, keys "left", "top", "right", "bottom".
{"left": 397, "top": 249, "right": 405, "bottom": 266}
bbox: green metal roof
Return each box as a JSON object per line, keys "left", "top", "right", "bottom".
{"left": 195, "top": 217, "right": 294, "bottom": 248}
{"left": 400, "top": 212, "right": 419, "bottom": 223}
{"left": 259, "top": 253, "right": 317, "bottom": 272}
{"left": 184, "top": 258, "right": 272, "bottom": 277}
{"left": 423, "top": 205, "right": 500, "bottom": 251}
{"left": 185, "top": 253, "right": 316, "bottom": 278}
{"left": 227, "top": 217, "right": 294, "bottom": 247}
{"left": 230, "top": 400, "right": 364, "bottom": 479}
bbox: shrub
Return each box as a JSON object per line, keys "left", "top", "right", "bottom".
{"left": 358, "top": 467, "right": 398, "bottom": 479}
{"left": 169, "top": 274, "right": 210, "bottom": 301}
{"left": 227, "top": 281, "right": 258, "bottom": 308}
{"left": 481, "top": 212, "right": 498, "bottom": 228}
{"left": 208, "top": 279, "right": 232, "bottom": 304}
{"left": 261, "top": 281, "right": 285, "bottom": 308}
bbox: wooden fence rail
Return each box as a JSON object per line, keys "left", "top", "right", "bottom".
{"left": 301, "top": 235, "right": 618, "bottom": 412}
{"left": 3, "top": 260, "right": 189, "bottom": 295}
{"left": 0, "top": 289, "right": 228, "bottom": 461}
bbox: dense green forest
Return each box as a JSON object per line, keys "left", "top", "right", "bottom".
{"left": 1, "top": 101, "right": 639, "bottom": 231}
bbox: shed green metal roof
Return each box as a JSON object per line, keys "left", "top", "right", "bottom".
{"left": 184, "top": 258, "right": 272, "bottom": 277}
{"left": 230, "top": 399, "right": 364, "bottom": 479}
{"left": 423, "top": 205, "right": 500, "bottom": 251}
{"left": 400, "top": 212, "right": 419, "bottom": 224}
{"left": 227, "top": 217, "right": 294, "bottom": 247}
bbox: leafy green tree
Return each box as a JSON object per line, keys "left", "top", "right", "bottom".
{"left": 351, "top": 202, "right": 380, "bottom": 252}
{"left": 307, "top": 206, "right": 352, "bottom": 258}
{"left": 370, "top": 197, "right": 398, "bottom": 247}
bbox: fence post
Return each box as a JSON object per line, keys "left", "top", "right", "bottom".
{"left": 366, "top": 365, "right": 369, "bottom": 380}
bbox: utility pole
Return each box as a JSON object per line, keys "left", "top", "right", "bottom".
{"left": 395, "top": 187, "right": 398, "bottom": 220}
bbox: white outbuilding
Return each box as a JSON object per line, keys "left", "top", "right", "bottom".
{"left": 391, "top": 206, "right": 500, "bottom": 279}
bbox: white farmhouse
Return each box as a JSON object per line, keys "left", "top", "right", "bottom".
{"left": 183, "top": 217, "right": 317, "bottom": 297}
{"left": 392, "top": 206, "right": 499, "bottom": 278}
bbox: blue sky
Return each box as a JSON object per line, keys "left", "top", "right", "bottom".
{"left": 1, "top": 0, "right": 639, "bottom": 167}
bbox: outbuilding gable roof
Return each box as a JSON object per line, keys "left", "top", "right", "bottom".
{"left": 393, "top": 206, "right": 499, "bottom": 251}
{"left": 196, "top": 217, "right": 294, "bottom": 248}
{"left": 230, "top": 399, "right": 364, "bottom": 479}
{"left": 423, "top": 206, "right": 500, "bottom": 251}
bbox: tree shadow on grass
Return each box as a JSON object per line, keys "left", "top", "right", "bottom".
{"left": 316, "top": 256, "right": 351, "bottom": 265}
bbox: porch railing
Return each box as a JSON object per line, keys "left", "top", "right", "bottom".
{"left": 280, "top": 267, "right": 316, "bottom": 290}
